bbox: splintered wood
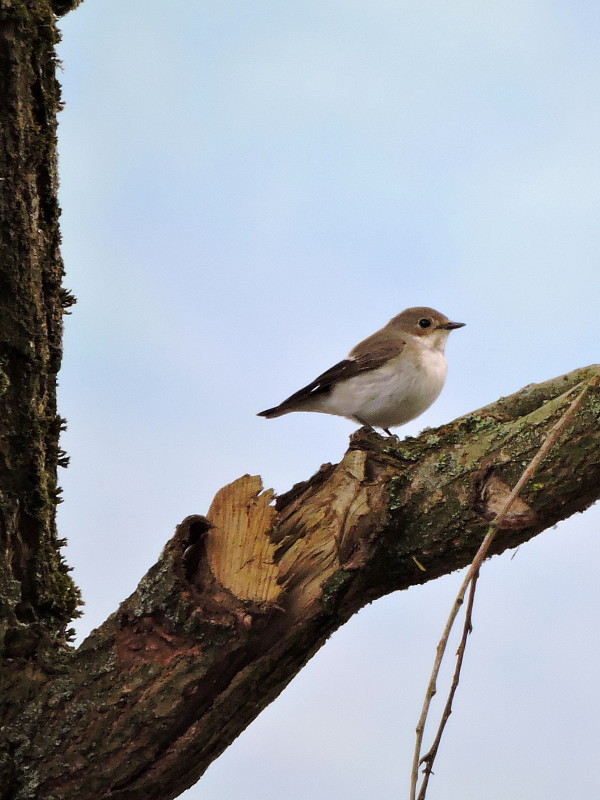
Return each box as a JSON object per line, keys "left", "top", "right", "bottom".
{"left": 204, "top": 452, "right": 383, "bottom": 615}
{"left": 274, "top": 450, "right": 375, "bottom": 613}
{"left": 206, "top": 475, "right": 281, "bottom": 604}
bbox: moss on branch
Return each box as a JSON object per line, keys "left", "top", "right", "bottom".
{"left": 3, "top": 365, "right": 598, "bottom": 800}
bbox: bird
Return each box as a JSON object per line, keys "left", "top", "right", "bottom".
{"left": 258, "top": 306, "right": 465, "bottom": 436}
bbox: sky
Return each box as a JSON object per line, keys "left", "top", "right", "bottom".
{"left": 55, "top": 2, "right": 600, "bottom": 799}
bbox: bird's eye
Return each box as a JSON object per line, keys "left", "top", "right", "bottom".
{"left": 418, "top": 318, "right": 432, "bottom": 329}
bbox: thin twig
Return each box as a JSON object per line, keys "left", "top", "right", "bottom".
{"left": 416, "top": 571, "right": 479, "bottom": 800}
{"left": 410, "top": 373, "right": 599, "bottom": 800}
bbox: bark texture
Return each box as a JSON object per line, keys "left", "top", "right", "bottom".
{"left": 51, "top": 0, "right": 83, "bottom": 16}
{"left": 0, "top": 0, "right": 79, "bottom": 667}
{"left": 3, "top": 364, "right": 599, "bottom": 800}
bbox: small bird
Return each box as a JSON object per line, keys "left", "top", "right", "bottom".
{"left": 258, "top": 307, "right": 465, "bottom": 435}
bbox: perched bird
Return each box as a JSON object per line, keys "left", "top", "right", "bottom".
{"left": 258, "top": 307, "right": 464, "bottom": 435}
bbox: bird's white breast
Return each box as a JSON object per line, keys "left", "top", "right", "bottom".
{"left": 320, "top": 341, "right": 448, "bottom": 428}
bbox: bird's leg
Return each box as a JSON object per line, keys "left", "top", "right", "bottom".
{"left": 354, "top": 415, "right": 375, "bottom": 432}
{"left": 354, "top": 416, "right": 397, "bottom": 438}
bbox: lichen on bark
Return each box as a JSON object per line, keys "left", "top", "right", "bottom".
{"left": 3, "top": 365, "right": 593, "bottom": 800}
{"left": 0, "top": 0, "right": 80, "bottom": 660}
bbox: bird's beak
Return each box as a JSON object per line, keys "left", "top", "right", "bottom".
{"left": 439, "top": 321, "right": 466, "bottom": 330}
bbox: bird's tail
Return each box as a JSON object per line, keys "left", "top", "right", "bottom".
{"left": 257, "top": 405, "right": 289, "bottom": 419}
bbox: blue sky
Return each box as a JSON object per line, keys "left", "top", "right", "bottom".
{"left": 56, "top": 2, "right": 600, "bottom": 798}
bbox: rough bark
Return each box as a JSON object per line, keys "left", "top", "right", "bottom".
{"left": 51, "top": 0, "right": 83, "bottom": 17}
{"left": 0, "top": 0, "right": 79, "bottom": 667}
{"left": 2, "top": 364, "right": 599, "bottom": 800}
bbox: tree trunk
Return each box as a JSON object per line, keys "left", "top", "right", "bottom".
{"left": 0, "top": 0, "right": 79, "bottom": 663}
{"left": 1, "top": 3, "right": 599, "bottom": 800}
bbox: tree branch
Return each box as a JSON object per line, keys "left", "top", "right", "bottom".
{"left": 411, "top": 371, "right": 600, "bottom": 800}
{"left": 5, "top": 364, "right": 599, "bottom": 800}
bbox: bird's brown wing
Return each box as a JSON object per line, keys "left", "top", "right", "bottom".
{"left": 258, "top": 336, "right": 406, "bottom": 417}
